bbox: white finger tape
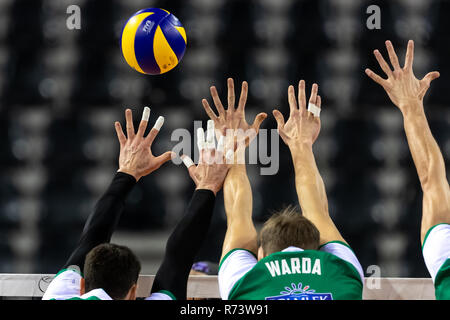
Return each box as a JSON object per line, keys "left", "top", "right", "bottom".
{"left": 181, "top": 156, "right": 194, "bottom": 168}
{"left": 225, "top": 150, "right": 234, "bottom": 162}
{"left": 308, "top": 103, "right": 321, "bottom": 117}
{"left": 206, "top": 120, "right": 215, "bottom": 149}
{"left": 216, "top": 135, "right": 225, "bottom": 153}
{"left": 197, "top": 128, "right": 206, "bottom": 150}
{"left": 142, "top": 106, "right": 150, "bottom": 121}
{"left": 153, "top": 116, "right": 164, "bottom": 130}
{"left": 207, "top": 119, "right": 215, "bottom": 131}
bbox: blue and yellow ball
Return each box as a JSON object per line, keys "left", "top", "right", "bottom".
{"left": 121, "top": 8, "right": 187, "bottom": 75}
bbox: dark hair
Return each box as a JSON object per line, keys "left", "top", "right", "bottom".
{"left": 258, "top": 206, "right": 320, "bottom": 256}
{"left": 84, "top": 243, "right": 141, "bottom": 299}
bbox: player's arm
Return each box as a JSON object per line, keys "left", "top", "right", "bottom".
{"left": 365, "top": 40, "right": 449, "bottom": 243}
{"left": 273, "top": 81, "right": 345, "bottom": 246}
{"left": 221, "top": 164, "right": 257, "bottom": 258}
{"left": 201, "top": 78, "right": 267, "bottom": 259}
{"left": 43, "top": 108, "right": 173, "bottom": 300}
{"left": 62, "top": 172, "right": 135, "bottom": 270}
{"left": 150, "top": 122, "right": 230, "bottom": 300}
{"left": 63, "top": 107, "right": 173, "bottom": 270}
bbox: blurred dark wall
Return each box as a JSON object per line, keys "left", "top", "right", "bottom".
{"left": 0, "top": 0, "right": 448, "bottom": 277}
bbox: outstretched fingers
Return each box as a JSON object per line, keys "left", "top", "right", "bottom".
{"left": 237, "top": 80, "right": 248, "bottom": 112}
{"left": 210, "top": 86, "right": 226, "bottom": 116}
{"left": 202, "top": 99, "right": 219, "bottom": 121}
{"left": 422, "top": 71, "right": 440, "bottom": 85}
{"left": 385, "top": 40, "right": 401, "bottom": 71}
{"left": 316, "top": 95, "right": 322, "bottom": 109}
{"left": 125, "top": 108, "right": 135, "bottom": 139}
{"left": 154, "top": 151, "right": 175, "bottom": 169}
{"left": 206, "top": 120, "right": 216, "bottom": 150}
{"left": 374, "top": 49, "right": 393, "bottom": 77}
{"left": 227, "top": 78, "right": 235, "bottom": 112}
{"left": 252, "top": 112, "right": 267, "bottom": 131}
{"left": 136, "top": 106, "right": 150, "bottom": 138}
{"left": 419, "top": 71, "right": 440, "bottom": 99}
{"left": 144, "top": 116, "right": 165, "bottom": 147}
{"left": 114, "top": 121, "right": 126, "bottom": 147}
{"left": 298, "top": 80, "right": 307, "bottom": 115}
{"left": 272, "top": 109, "right": 285, "bottom": 128}
{"left": 314, "top": 95, "right": 322, "bottom": 120}
{"left": 365, "top": 68, "right": 387, "bottom": 87}
{"left": 272, "top": 109, "right": 289, "bottom": 142}
{"left": 197, "top": 127, "right": 206, "bottom": 163}
{"left": 309, "top": 83, "right": 318, "bottom": 105}
{"left": 307, "top": 83, "right": 320, "bottom": 119}
{"left": 181, "top": 155, "right": 198, "bottom": 183}
{"left": 404, "top": 40, "right": 414, "bottom": 70}
{"left": 288, "top": 85, "right": 298, "bottom": 115}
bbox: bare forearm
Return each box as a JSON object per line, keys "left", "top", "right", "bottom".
{"left": 401, "top": 103, "right": 448, "bottom": 191}
{"left": 364, "top": 39, "right": 449, "bottom": 242}
{"left": 224, "top": 165, "right": 253, "bottom": 222}
{"left": 290, "top": 143, "right": 344, "bottom": 244}
{"left": 291, "top": 144, "right": 329, "bottom": 217}
{"left": 401, "top": 103, "right": 450, "bottom": 241}
{"left": 222, "top": 165, "right": 257, "bottom": 257}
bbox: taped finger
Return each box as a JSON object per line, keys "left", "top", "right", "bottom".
{"left": 206, "top": 120, "right": 216, "bottom": 149}
{"left": 307, "top": 103, "right": 321, "bottom": 117}
{"left": 197, "top": 127, "right": 206, "bottom": 151}
{"left": 181, "top": 155, "right": 195, "bottom": 169}
{"left": 217, "top": 135, "right": 225, "bottom": 153}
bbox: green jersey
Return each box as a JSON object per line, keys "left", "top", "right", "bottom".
{"left": 435, "top": 259, "right": 450, "bottom": 300}
{"left": 219, "top": 242, "right": 364, "bottom": 300}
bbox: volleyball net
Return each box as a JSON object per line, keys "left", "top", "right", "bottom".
{"left": 0, "top": 275, "right": 435, "bottom": 300}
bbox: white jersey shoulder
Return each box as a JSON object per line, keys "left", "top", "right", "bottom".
{"left": 42, "top": 268, "right": 82, "bottom": 300}
{"left": 218, "top": 249, "right": 258, "bottom": 300}
{"left": 319, "top": 241, "right": 365, "bottom": 282}
{"left": 422, "top": 224, "right": 450, "bottom": 282}
{"left": 42, "top": 268, "right": 176, "bottom": 300}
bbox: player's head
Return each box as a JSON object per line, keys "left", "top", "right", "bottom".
{"left": 81, "top": 243, "right": 141, "bottom": 300}
{"left": 257, "top": 206, "right": 320, "bottom": 259}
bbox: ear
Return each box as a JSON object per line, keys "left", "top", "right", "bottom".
{"left": 125, "top": 283, "right": 138, "bottom": 300}
{"left": 80, "top": 278, "right": 85, "bottom": 296}
{"left": 257, "top": 246, "right": 265, "bottom": 261}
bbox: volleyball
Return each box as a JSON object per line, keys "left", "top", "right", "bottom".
{"left": 121, "top": 8, "right": 187, "bottom": 75}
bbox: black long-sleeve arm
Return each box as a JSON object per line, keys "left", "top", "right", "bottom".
{"left": 151, "top": 189, "right": 216, "bottom": 299}
{"left": 62, "top": 172, "right": 136, "bottom": 270}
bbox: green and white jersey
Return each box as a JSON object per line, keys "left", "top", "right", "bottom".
{"left": 42, "top": 267, "right": 175, "bottom": 300}
{"left": 218, "top": 242, "right": 364, "bottom": 300}
{"left": 422, "top": 223, "right": 450, "bottom": 300}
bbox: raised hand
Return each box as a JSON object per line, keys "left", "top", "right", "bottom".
{"left": 201, "top": 78, "right": 267, "bottom": 150}
{"left": 272, "top": 80, "right": 321, "bottom": 149}
{"left": 181, "top": 120, "right": 231, "bottom": 195}
{"left": 115, "top": 107, "right": 174, "bottom": 181}
{"left": 365, "top": 40, "right": 440, "bottom": 112}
